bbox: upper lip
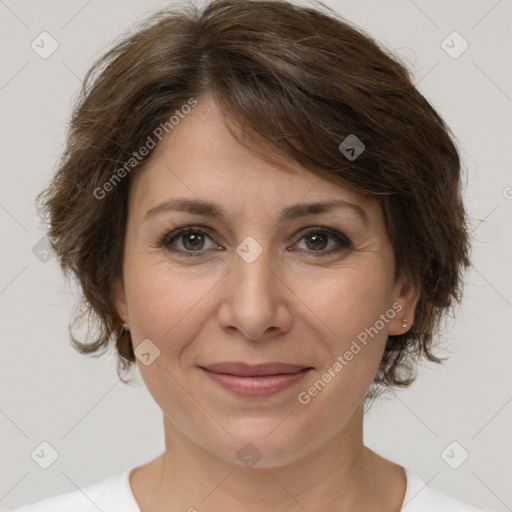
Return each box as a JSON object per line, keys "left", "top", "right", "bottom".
{"left": 200, "top": 362, "right": 311, "bottom": 377}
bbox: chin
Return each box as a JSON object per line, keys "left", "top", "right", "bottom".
{"left": 205, "top": 419, "right": 314, "bottom": 469}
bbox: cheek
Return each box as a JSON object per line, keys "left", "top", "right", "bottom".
{"left": 123, "top": 263, "right": 220, "bottom": 409}
{"left": 124, "top": 257, "right": 221, "bottom": 351}
{"left": 296, "top": 260, "right": 394, "bottom": 341}
{"left": 292, "top": 262, "right": 393, "bottom": 401}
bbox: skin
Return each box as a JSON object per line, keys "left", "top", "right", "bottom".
{"left": 113, "top": 96, "right": 418, "bottom": 512}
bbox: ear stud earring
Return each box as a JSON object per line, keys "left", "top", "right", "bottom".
{"left": 401, "top": 319, "right": 407, "bottom": 328}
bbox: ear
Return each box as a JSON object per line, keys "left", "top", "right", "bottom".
{"left": 388, "top": 274, "right": 419, "bottom": 336}
{"left": 111, "top": 277, "right": 129, "bottom": 325}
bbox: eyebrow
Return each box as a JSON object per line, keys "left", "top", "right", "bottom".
{"left": 144, "top": 197, "right": 369, "bottom": 226}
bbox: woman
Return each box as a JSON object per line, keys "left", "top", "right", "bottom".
{"left": 9, "top": 0, "right": 493, "bottom": 510}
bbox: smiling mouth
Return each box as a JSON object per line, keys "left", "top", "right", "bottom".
{"left": 199, "top": 362, "right": 313, "bottom": 397}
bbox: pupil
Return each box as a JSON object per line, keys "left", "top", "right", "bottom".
{"left": 184, "top": 233, "right": 204, "bottom": 250}
{"left": 306, "top": 233, "right": 327, "bottom": 250}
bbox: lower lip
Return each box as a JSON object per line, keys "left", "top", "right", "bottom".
{"left": 200, "top": 368, "right": 311, "bottom": 397}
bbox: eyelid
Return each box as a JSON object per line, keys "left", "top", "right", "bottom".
{"left": 160, "top": 224, "right": 353, "bottom": 257}
{"left": 161, "top": 225, "right": 219, "bottom": 248}
{"left": 293, "top": 225, "right": 352, "bottom": 247}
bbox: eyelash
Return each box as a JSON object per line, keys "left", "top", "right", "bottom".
{"left": 160, "top": 225, "right": 352, "bottom": 258}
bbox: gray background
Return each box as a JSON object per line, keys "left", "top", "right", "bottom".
{"left": 0, "top": 0, "right": 510, "bottom": 510}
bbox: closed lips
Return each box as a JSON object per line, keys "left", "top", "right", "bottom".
{"left": 200, "top": 362, "right": 312, "bottom": 377}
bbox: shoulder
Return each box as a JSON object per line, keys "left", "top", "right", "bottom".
{"left": 401, "top": 467, "right": 494, "bottom": 512}
{"left": 6, "top": 469, "right": 140, "bottom": 512}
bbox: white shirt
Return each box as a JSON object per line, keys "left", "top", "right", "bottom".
{"left": 6, "top": 466, "right": 493, "bottom": 511}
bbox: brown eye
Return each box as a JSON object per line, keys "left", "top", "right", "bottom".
{"left": 162, "top": 226, "right": 219, "bottom": 257}
{"left": 180, "top": 231, "right": 206, "bottom": 251}
{"left": 293, "top": 228, "right": 352, "bottom": 257}
{"left": 304, "top": 231, "right": 329, "bottom": 251}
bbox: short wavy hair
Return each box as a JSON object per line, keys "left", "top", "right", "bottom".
{"left": 38, "top": 0, "right": 471, "bottom": 399}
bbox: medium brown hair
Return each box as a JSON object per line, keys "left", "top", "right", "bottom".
{"left": 37, "top": 0, "right": 470, "bottom": 398}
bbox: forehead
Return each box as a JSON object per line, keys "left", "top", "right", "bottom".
{"left": 128, "top": 98, "right": 378, "bottom": 224}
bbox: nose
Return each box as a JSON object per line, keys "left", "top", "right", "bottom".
{"left": 216, "top": 242, "right": 293, "bottom": 342}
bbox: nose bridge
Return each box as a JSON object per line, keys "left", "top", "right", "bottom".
{"left": 233, "top": 239, "right": 275, "bottom": 298}
{"left": 217, "top": 236, "right": 287, "bottom": 340}
{"left": 232, "top": 236, "right": 278, "bottom": 304}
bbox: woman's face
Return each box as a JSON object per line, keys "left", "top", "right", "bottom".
{"left": 114, "top": 97, "right": 417, "bottom": 468}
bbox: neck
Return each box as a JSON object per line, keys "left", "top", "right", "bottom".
{"left": 131, "top": 402, "right": 406, "bottom": 512}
